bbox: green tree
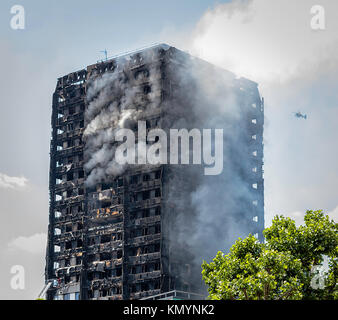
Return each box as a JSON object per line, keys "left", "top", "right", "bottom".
{"left": 202, "top": 210, "right": 338, "bottom": 300}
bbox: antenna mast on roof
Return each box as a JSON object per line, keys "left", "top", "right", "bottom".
{"left": 100, "top": 49, "right": 108, "bottom": 61}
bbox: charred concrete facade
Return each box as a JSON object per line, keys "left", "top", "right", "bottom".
{"left": 45, "top": 44, "right": 264, "bottom": 300}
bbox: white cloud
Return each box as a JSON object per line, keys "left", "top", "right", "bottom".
{"left": 8, "top": 233, "right": 47, "bottom": 255}
{"left": 177, "top": 0, "right": 338, "bottom": 229}
{"left": 327, "top": 206, "right": 338, "bottom": 222}
{"left": 0, "top": 173, "right": 28, "bottom": 189}
{"left": 285, "top": 211, "right": 306, "bottom": 226}
{"left": 188, "top": 0, "right": 338, "bottom": 84}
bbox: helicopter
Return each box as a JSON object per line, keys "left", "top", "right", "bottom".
{"left": 294, "top": 111, "right": 307, "bottom": 120}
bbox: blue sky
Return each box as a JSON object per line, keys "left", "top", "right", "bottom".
{"left": 0, "top": 0, "right": 230, "bottom": 300}
{"left": 1, "top": 0, "right": 225, "bottom": 71}
{"left": 0, "top": 0, "right": 226, "bottom": 186}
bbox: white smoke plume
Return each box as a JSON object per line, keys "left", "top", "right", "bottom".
{"left": 177, "top": 0, "right": 338, "bottom": 228}
{"left": 188, "top": 0, "right": 338, "bottom": 85}
{"left": 84, "top": 49, "right": 163, "bottom": 186}
{"left": 169, "top": 57, "right": 262, "bottom": 264}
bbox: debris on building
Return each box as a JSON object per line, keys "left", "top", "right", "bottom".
{"left": 45, "top": 44, "right": 264, "bottom": 300}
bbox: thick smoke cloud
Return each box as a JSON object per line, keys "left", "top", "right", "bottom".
{"left": 179, "top": 0, "right": 338, "bottom": 226}
{"left": 164, "top": 56, "right": 262, "bottom": 291}
{"left": 84, "top": 52, "right": 163, "bottom": 186}
{"left": 189, "top": 0, "right": 338, "bottom": 84}
{"left": 83, "top": 47, "right": 262, "bottom": 292}
{"left": 81, "top": 0, "right": 338, "bottom": 293}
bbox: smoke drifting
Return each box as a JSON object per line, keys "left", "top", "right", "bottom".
{"left": 189, "top": 0, "right": 338, "bottom": 84}
{"left": 163, "top": 55, "right": 263, "bottom": 291}
{"left": 181, "top": 0, "right": 338, "bottom": 227}
{"left": 84, "top": 51, "right": 163, "bottom": 186}
{"left": 82, "top": 46, "right": 263, "bottom": 292}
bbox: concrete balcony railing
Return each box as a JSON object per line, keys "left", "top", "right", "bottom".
{"left": 128, "top": 252, "right": 161, "bottom": 264}
{"left": 128, "top": 233, "right": 161, "bottom": 246}
{"left": 128, "top": 270, "right": 161, "bottom": 282}
{"left": 130, "top": 289, "right": 161, "bottom": 300}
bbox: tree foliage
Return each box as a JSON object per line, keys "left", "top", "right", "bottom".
{"left": 202, "top": 210, "right": 338, "bottom": 300}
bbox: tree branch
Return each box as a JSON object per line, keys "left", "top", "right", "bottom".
{"left": 278, "top": 288, "right": 294, "bottom": 300}
{"left": 242, "top": 288, "right": 248, "bottom": 300}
